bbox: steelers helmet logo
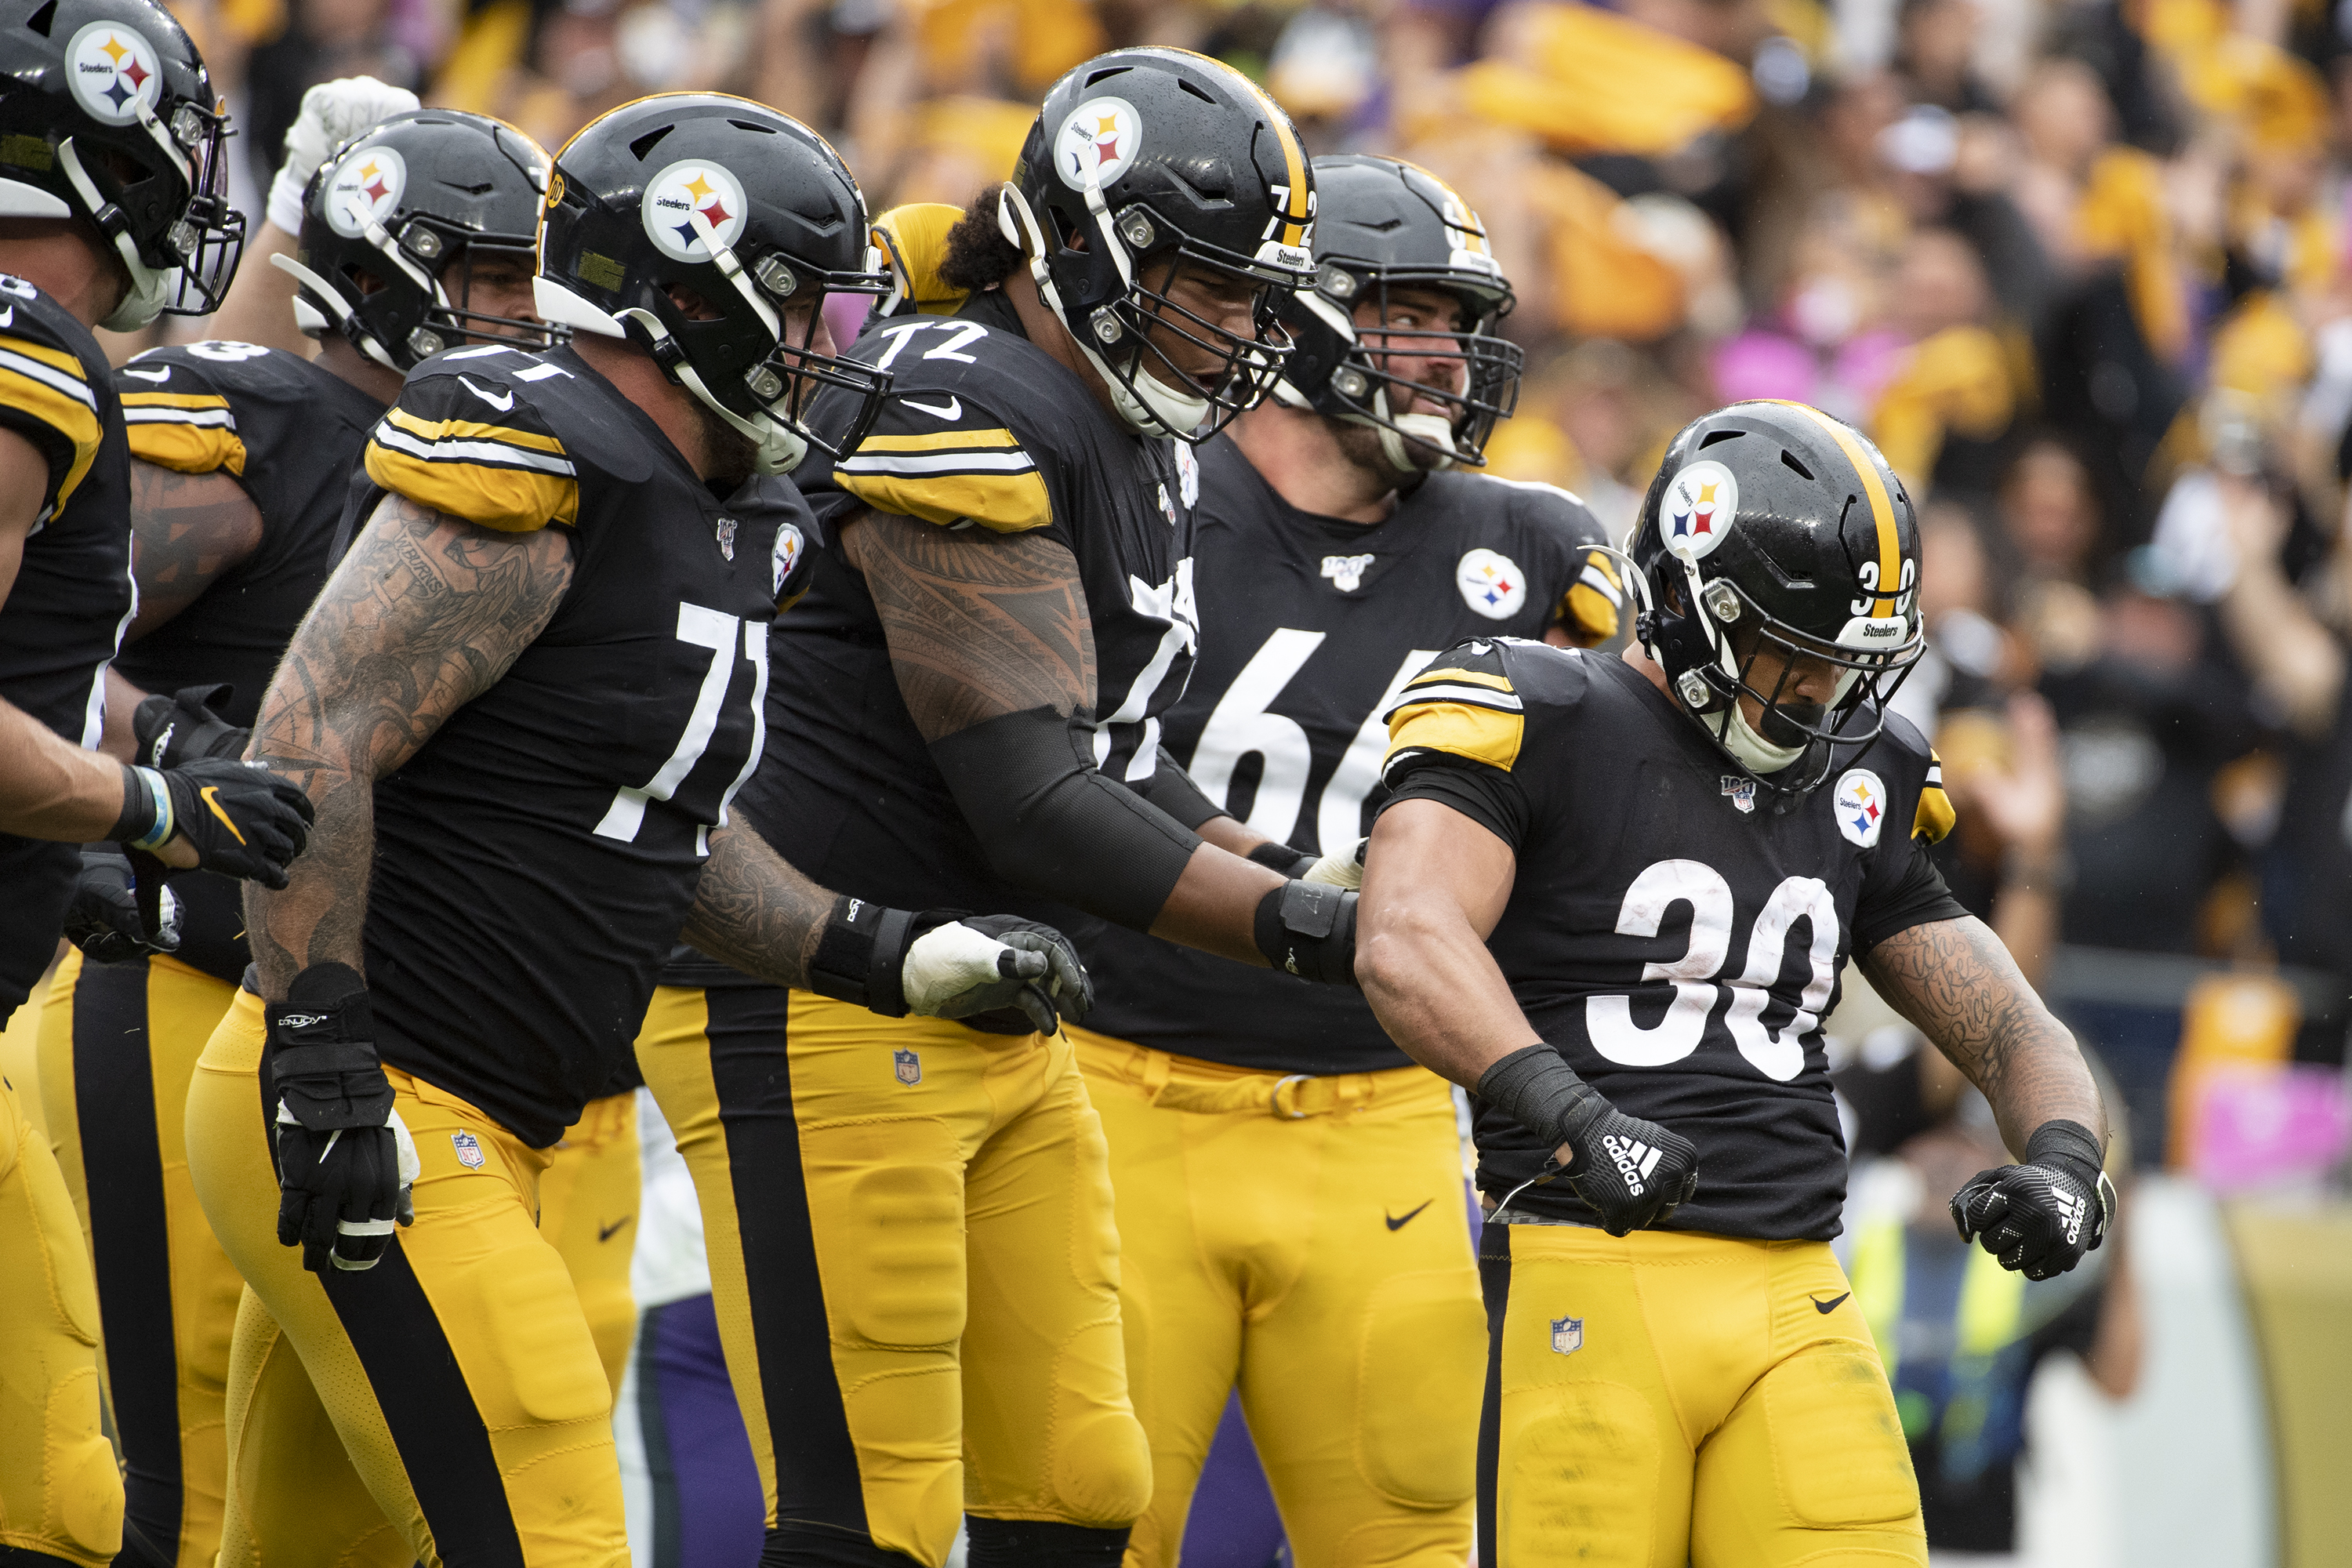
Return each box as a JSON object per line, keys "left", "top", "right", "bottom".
{"left": 66, "top": 21, "right": 165, "bottom": 128}
{"left": 642, "top": 160, "right": 750, "bottom": 263}
{"left": 1662, "top": 458, "right": 1740, "bottom": 563}
{"left": 1054, "top": 96, "right": 1142, "bottom": 191}
{"left": 1833, "top": 768, "right": 1888, "bottom": 848}
{"left": 1456, "top": 547, "right": 1526, "bottom": 620}
{"left": 323, "top": 146, "right": 408, "bottom": 238}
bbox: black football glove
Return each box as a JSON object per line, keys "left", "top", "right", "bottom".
{"left": 132, "top": 683, "right": 249, "bottom": 768}
{"left": 268, "top": 964, "right": 416, "bottom": 1274}
{"left": 807, "top": 898, "right": 1094, "bottom": 1033}
{"left": 61, "top": 844, "right": 181, "bottom": 963}
{"left": 1479, "top": 1044, "right": 1699, "bottom": 1236}
{"left": 1950, "top": 1119, "right": 2114, "bottom": 1281}
{"left": 112, "top": 758, "right": 314, "bottom": 887}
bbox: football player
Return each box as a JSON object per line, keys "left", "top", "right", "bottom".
{"left": 631, "top": 49, "right": 1359, "bottom": 1568}
{"left": 180, "top": 94, "right": 1085, "bottom": 1565}
{"left": 0, "top": 3, "right": 310, "bottom": 1564}
{"left": 34, "top": 106, "right": 552, "bottom": 1568}
{"left": 1356, "top": 401, "right": 2115, "bottom": 1566}
{"left": 1062, "top": 155, "right": 1622, "bottom": 1565}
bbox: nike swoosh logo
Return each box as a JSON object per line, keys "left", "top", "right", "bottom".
{"left": 122, "top": 365, "right": 172, "bottom": 382}
{"left": 0, "top": 305, "right": 13, "bottom": 328}
{"left": 1385, "top": 1200, "right": 1434, "bottom": 1232}
{"left": 458, "top": 374, "right": 515, "bottom": 412}
{"left": 597, "top": 1216, "right": 632, "bottom": 1243}
{"left": 901, "top": 395, "right": 961, "bottom": 420}
{"left": 1811, "top": 1292, "right": 1851, "bottom": 1314}
{"left": 198, "top": 786, "right": 246, "bottom": 845}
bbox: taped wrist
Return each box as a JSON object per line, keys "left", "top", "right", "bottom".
{"left": 927, "top": 705, "right": 1200, "bottom": 932}
{"left": 2024, "top": 1119, "right": 2104, "bottom": 1195}
{"left": 1476, "top": 1044, "right": 1602, "bottom": 1152}
{"left": 111, "top": 764, "right": 176, "bottom": 851}
{"left": 805, "top": 895, "right": 921, "bottom": 1017}
{"left": 1136, "top": 746, "right": 1225, "bottom": 832}
{"left": 1251, "top": 880, "right": 1358, "bottom": 984}
{"left": 267, "top": 964, "right": 390, "bottom": 1131}
{"left": 1247, "top": 840, "right": 1316, "bottom": 878}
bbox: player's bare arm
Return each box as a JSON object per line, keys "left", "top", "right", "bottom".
{"left": 245, "top": 493, "right": 575, "bottom": 998}
{"left": 98, "top": 462, "right": 266, "bottom": 758}
{"left": 679, "top": 822, "right": 837, "bottom": 989}
{"left": 1355, "top": 797, "right": 1523, "bottom": 1086}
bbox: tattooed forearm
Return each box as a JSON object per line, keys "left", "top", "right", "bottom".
{"left": 243, "top": 494, "right": 575, "bottom": 997}
{"left": 681, "top": 822, "right": 836, "bottom": 989}
{"left": 842, "top": 507, "right": 1098, "bottom": 741}
{"left": 127, "top": 461, "right": 265, "bottom": 635}
{"left": 1859, "top": 914, "right": 2107, "bottom": 1156}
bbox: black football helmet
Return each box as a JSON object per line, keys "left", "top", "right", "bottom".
{"left": 274, "top": 110, "right": 555, "bottom": 372}
{"left": 0, "top": 0, "right": 243, "bottom": 328}
{"left": 1626, "top": 401, "right": 1926, "bottom": 805}
{"left": 537, "top": 93, "right": 892, "bottom": 475}
{"left": 1276, "top": 155, "right": 1521, "bottom": 471}
{"left": 1000, "top": 48, "right": 1318, "bottom": 442}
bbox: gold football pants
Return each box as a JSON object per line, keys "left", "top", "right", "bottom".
{"left": 535, "top": 1091, "right": 641, "bottom": 1395}
{"left": 633, "top": 982, "right": 1151, "bottom": 1568}
{"left": 1, "top": 994, "right": 124, "bottom": 1568}
{"left": 1071, "top": 1029, "right": 1484, "bottom": 1568}
{"left": 36, "top": 950, "right": 240, "bottom": 1568}
{"left": 1479, "top": 1222, "right": 1927, "bottom": 1567}
{"left": 187, "top": 988, "right": 627, "bottom": 1568}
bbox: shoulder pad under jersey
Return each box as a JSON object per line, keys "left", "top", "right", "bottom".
{"left": 1381, "top": 637, "right": 1588, "bottom": 785}
{"left": 362, "top": 344, "right": 625, "bottom": 532}
{"left": 0, "top": 276, "right": 105, "bottom": 519}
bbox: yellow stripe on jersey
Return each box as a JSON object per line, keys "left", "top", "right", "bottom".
{"left": 1915, "top": 748, "right": 1955, "bottom": 843}
{"left": 1383, "top": 700, "right": 1524, "bottom": 773}
{"left": 122, "top": 391, "right": 248, "bottom": 477}
{"left": 1559, "top": 549, "right": 1622, "bottom": 644}
{"left": 1769, "top": 401, "right": 1903, "bottom": 619}
{"left": 365, "top": 407, "right": 578, "bottom": 532}
{"left": 0, "top": 333, "right": 99, "bottom": 515}
{"left": 835, "top": 427, "right": 1051, "bottom": 532}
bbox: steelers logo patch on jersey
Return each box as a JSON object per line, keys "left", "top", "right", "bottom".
{"left": 324, "top": 146, "right": 408, "bottom": 238}
{"left": 1663, "top": 458, "right": 1739, "bottom": 562}
{"left": 66, "top": 21, "right": 164, "bottom": 126}
{"left": 642, "top": 160, "right": 750, "bottom": 263}
{"left": 1054, "top": 96, "right": 1142, "bottom": 191}
{"left": 1833, "top": 768, "right": 1888, "bottom": 848}
{"left": 773, "top": 521, "right": 802, "bottom": 596}
{"left": 1457, "top": 547, "right": 1526, "bottom": 619}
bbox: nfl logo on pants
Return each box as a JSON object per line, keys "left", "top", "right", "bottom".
{"left": 894, "top": 1048, "right": 922, "bottom": 1086}
{"left": 1551, "top": 1316, "right": 1582, "bottom": 1355}
{"left": 451, "top": 1131, "right": 485, "bottom": 1170}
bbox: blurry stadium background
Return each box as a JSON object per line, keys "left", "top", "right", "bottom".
{"left": 51, "top": 0, "right": 2352, "bottom": 1559}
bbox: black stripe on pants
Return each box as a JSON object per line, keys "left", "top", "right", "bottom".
{"left": 70, "top": 957, "right": 181, "bottom": 1568}
{"left": 1475, "top": 1219, "right": 1512, "bottom": 1568}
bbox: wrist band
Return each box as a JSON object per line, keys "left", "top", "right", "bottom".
{"left": 807, "top": 895, "right": 918, "bottom": 1016}
{"left": 112, "top": 764, "right": 174, "bottom": 851}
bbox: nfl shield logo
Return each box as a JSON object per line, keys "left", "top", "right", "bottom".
{"left": 893, "top": 1048, "right": 922, "bottom": 1086}
{"left": 450, "top": 1131, "right": 485, "bottom": 1170}
{"left": 1551, "top": 1316, "right": 1583, "bottom": 1355}
{"left": 714, "top": 517, "right": 739, "bottom": 561}
{"left": 1721, "top": 775, "right": 1757, "bottom": 814}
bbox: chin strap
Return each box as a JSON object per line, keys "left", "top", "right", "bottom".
{"left": 58, "top": 138, "right": 170, "bottom": 331}
{"left": 270, "top": 252, "right": 406, "bottom": 371}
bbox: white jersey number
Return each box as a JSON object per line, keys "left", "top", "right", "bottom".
{"left": 594, "top": 601, "right": 769, "bottom": 850}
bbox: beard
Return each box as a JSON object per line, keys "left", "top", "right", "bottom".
{"left": 689, "top": 396, "right": 760, "bottom": 492}
{"left": 1331, "top": 412, "right": 1450, "bottom": 476}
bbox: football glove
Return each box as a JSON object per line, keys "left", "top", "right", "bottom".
{"left": 1479, "top": 1043, "right": 1699, "bottom": 1236}
{"left": 111, "top": 759, "right": 314, "bottom": 887}
{"left": 808, "top": 898, "right": 1094, "bottom": 1034}
{"left": 133, "top": 684, "right": 249, "bottom": 769}
{"left": 269, "top": 964, "right": 417, "bottom": 1274}
{"left": 1302, "top": 835, "right": 1367, "bottom": 890}
{"left": 61, "top": 844, "right": 181, "bottom": 963}
{"left": 1950, "top": 1118, "right": 2114, "bottom": 1280}
{"left": 266, "top": 75, "right": 422, "bottom": 235}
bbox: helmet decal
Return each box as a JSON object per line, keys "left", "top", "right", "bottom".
{"left": 1833, "top": 768, "right": 1888, "bottom": 848}
{"left": 1456, "top": 547, "right": 1527, "bottom": 619}
{"left": 66, "top": 21, "right": 165, "bottom": 128}
{"left": 1054, "top": 96, "right": 1143, "bottom": 191}
{"left": 324, "top": 146, "right": 408, "bottom": 238}
{"left": 1662, "top": 458, "right": 1739, "bottom": 562}
{"left": 641, "top": 159, "right": 750, "bottom": 263}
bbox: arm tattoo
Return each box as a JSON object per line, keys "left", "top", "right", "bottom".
{"left": 1859, "top": 914, "right": 2107, "bottom": 1155}
{"left": 843, "top": 508, "right": 1098, "bottom": 741}
{"left": 681, "top": 822, "right": 835, "bottom": 988}
{"left": 243, "top": 495, "right": 575, "bottom": 996}
{"left": 127, "top": 462, "right": 265, "bottom": 635}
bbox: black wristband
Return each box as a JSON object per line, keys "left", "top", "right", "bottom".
{"left": 807, "top": 895, "right": 920, "bottom": 1017}
{"left": 1251, "top": 880, "right": 1357, "bottom": 983}
{"left": 1246, "top": 840, "right": 1316, "bottom": 878}
{"left": 1475, "top": 1043, "right": 1600, "bottom": 1152}
{"left": 109, "top": 763, "right": 160, "bottom": 844}
{"left": 2024, "top": 1118, "right": 2105, "bottom": 1194}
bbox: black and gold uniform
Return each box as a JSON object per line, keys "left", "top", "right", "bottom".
{"left": 1381, "top": 634, "right": 1959, "bottom": 1566}
{"left": 1066, "top": 440, "right": 1617, "bottom": 1566}
{"left": 0, "top": 274, "right": 131, "bottom": 1568}
{"left": 185, "top": 339, "right": 793, "bottom": 1566}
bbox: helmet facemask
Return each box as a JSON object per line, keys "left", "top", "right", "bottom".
{"left": 59, "top": 93, "right": 244, "bottom": 329}
{"left": 1295, "top": 264, "right": 1523, "bottom": 472}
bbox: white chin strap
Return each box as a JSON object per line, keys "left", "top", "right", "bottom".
{"left": 58, "top": 138, "right": 172, "bottom": 331}
{"left": 270, "top": 252, "right": 405, "bottom": 369}
{"left": 1373, "top": 408, "right": 1458, "bottom": 474}
{"left": 1709, "top": 702, "right": 1808, "bottom": 774}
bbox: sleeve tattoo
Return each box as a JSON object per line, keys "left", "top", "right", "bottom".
{"left": 127, "top": 462, "right": 264, "bottom": 634}
{"left": 679, "top": 822, "right": 837, "bottom": 989}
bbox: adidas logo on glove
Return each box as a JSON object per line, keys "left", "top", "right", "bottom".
{"left": 1602, "top": 1132, "right": 1664, "bottom": 1196}
{"left": 2052, "top": 1184, "right": 2085, "bottom": 1245}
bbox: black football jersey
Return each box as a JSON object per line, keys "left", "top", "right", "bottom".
{"left": 0, "top": 277, "right": 133, "bottom": 1018}
{"left": 349, "top": 341, "right": 805, "bottom": 1146}
{"left": 111, "top": 341, "right": 388, "bottom": 984}
{"left": 742, "top": 289, "right": 1200, "bottom": 920}
{"left": 1380, "top": 637, "right": 1964, "bottom": 1240}
{"left": 1079, "top": 436, "right": 1620, "bottom": 1073}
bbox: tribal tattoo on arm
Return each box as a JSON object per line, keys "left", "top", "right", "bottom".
{"left": 243, "top": 494, "right": 574, "bottom": 997}
{"left": 841, "top": 507, "right": 1098, "bottom": 740}
{"left": 1859, "top": 914, "right": 2107, "bottom": 1156}
{"left": 680, "top": 821, "right": 837, "bottom": 988}
{"left": 126, "top": 462, "right": 266, "bottom": 635}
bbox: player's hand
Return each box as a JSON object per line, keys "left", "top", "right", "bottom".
{"left": 114, "top": 759, "right": 314, "bottom": 887}
{"left": 1553, "top": 1098, "right": 1699, "bottom": 1237}
{"left": 269, "top": 964, "right": 418, "bottom": 1273}
{"left": 61, "top": 844, "right": 180, "bottom": 963}
{"left": 901, "top": 916, "right": 1094, "bottom": 1033}
{"left": 267, "top": 75, "right": 422, "bottom": 234}
{"left": 1950, "top": 1119, "right": 2113, "bottom": 1280}
{"left": 133, "top": 684, "right": 249, "bottom": 769}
